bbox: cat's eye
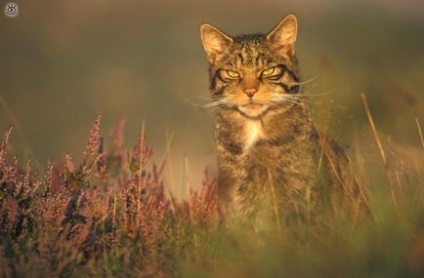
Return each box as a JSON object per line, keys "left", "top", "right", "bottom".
{"left": 262, "top": 67, "right": 277, "bottom": 77}
{"left": 225, "top": 70, "right": 240, "bottom": 79}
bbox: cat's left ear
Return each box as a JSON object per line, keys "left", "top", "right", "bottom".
{"left": 200, "top": 23, "right": 233, "bottom": 64}
{"left": 266, "top": 14, "right": 298, "bottom": 55}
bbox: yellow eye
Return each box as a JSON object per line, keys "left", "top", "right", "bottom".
{"left": 262, "top": 67, "right": 276, "bottom": 76}
{"left": 225, "top": 70, "right": 240, "bottom": 78}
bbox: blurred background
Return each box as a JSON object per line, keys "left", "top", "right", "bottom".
{"left": 0, "top": 0, "right": 423, "bottom": 192}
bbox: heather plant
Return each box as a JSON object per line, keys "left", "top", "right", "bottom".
{"left": 0, "top": 115, "right": 218, "bottom": 276}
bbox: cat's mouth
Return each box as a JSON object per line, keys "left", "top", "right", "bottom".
{"left": 237, "top": 103, "right": 269, "bottom": 118}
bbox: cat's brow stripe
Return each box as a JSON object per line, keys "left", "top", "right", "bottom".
{"left": 216, "top": 73, "right": 229, "bottom": 84}
{"left": 237, "top": 53, "right": 245, "bottom": 65}
{"left": 289, "top": 85, "right": 300, "bottom": 93}
{"left": 277, "top": 64, "right": 299, "bottom": 81}
{"left": 276, "top": 82, "right": 291, "bottom": 93}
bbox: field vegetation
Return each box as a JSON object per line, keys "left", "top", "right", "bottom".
{"left": 0, "top": 110, "right": 423, "bottom": 277}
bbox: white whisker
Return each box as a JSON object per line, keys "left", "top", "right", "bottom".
{"left": 270, "top": 94, "right": 302, "bottom": 105}
{"left": 303, "top": 90, "right": 334, "bottom": 97}
{"left": 293, "top": 73, "right": 320, "bottom": 86}
{"left": 183, "top": 96, "right": 231, "bottom": 110}
{"left": 197, "top": 98, "right": 230, "bottom": 109}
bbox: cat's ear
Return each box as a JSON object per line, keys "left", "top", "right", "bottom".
{"left": 266, "top": 14, "right": 298, "bottom": 55}
{"left": 200, "top": 24, "right": 233, "bottom": 64}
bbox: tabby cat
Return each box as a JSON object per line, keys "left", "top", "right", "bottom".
{"left": 200, "top": 14, "right": 367, "bottom": 229}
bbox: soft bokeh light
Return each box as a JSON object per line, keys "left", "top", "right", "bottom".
{"left": 0, "top": 0, "right": 423, "bottom": 189}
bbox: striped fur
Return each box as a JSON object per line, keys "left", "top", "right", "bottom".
{"left": 200, "top": 15, "right": 366, "bottom": 229}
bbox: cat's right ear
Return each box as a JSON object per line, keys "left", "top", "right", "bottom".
{"left": 200, "top": 24, "right": 233, "bottom": 64}
{"left": 266, "top": 14, "right": 298, "bottom": 55}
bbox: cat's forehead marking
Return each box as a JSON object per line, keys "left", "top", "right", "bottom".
{"left": 240, "top": 46, "right": 258, "bottom": 67}
{"left": 233, "top": 35, "right": 267, "bottom": 68}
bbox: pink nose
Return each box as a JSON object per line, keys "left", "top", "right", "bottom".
{"left": 244, "top": 88, "right": 257, "bottom": 98}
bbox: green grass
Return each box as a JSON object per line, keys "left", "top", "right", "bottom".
{"left": 0, "top": 113, "right": 423, "bottom": 277}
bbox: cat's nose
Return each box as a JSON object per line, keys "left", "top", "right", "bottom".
{"left": 244, "top": 88, "right": 258, "bottom": 98}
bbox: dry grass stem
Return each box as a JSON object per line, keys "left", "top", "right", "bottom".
{"left": 360, "top": 93, "right": 387, "bottom": 165}
{"left": 415, "top": 118, "right": 424, "bottom": 149}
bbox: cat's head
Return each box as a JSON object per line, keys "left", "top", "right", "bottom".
{"left": 200, "top": 14, "right": 301, "bottom": 119}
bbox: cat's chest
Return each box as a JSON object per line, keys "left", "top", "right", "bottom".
{"left": 242, "top": 120, "right": 264, "bottom": 151}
